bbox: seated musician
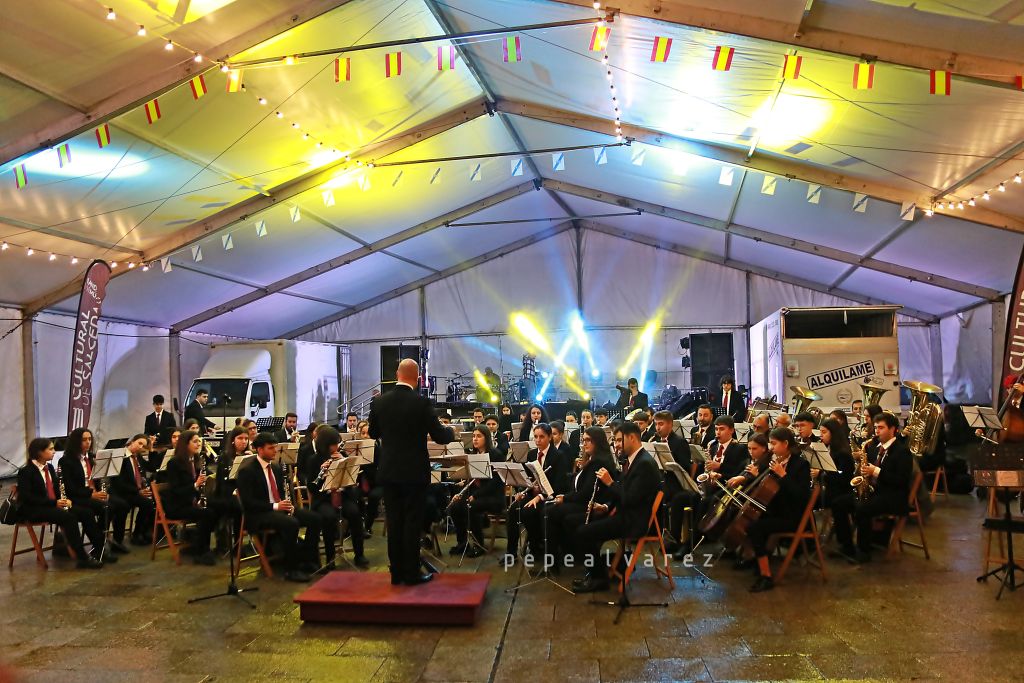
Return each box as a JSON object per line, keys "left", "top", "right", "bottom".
{"left": 775, "top": 413, "right": 792, "bottom": 430}
{"left": 751, "top": 414, "right": 770, "bottom": 436}
{"left": 518, "top": 404, "right": 549, "bottom": 442}
{"left": 594, "top": 408, "right": 609, "bottom": 427}
{"left": 448, "top": 427, "right": 505, "bottom": 558}
{"left": 355, "top": 419, "right": 384, "bottom": 536}
{"left": 550, "top": 420, "right": 574, "bottom": 460}
{"left": 549, "top": 426, "right": 617, "bottom": 564}
{"left": 274, "top": 412, "right": 301, "bottom": 443}
{"left": 793, "top": 412, "right": 820, "bottom": 447}
{"left": 17, "top": 438, "right": 106, "bottom": 569}
{"left": 111, "top": 433, "right": 156, "bottom": 547}
{"left": 564, "top": 411, "right": 578, "bottom": 426}
{"left": 239, "top": 433, "right": 324, "bottom": 580}
{"left": 828, "top": 409, "right": 850, "bottom": 433}
{"left": 690, "top": 405, "right": 716, "bottom": 449}
{"left": 633, "top": 412, "right": 653, "bottom": 442}
{"left": 734, "top": 427, "right": 811, "bottom": 592}
{"left": 568, "top": 409, "right": 593, "bottom": 451}
{"left": 243, "top": 419, "right": 258, "bottom": 444}
{"left": 341, "top": 411, "right": 359, "bottom": 434}
{"left": 472, "top": 408, "right": 485, "bottom": 426}
{"left": 303, "top": 427, "right": 368, "bottom": 569}
{"left": 857, "top": 404, "right": 883, "bottom": 448}
{"left": 830, "top": 411, "right": 913, "bottom": 564}
{"left": 484, "top": 415, "right": 510, "bottom": 457}
{"left": 816, "top": 418, "right": 855, "bottom": 508}
{"left": 59, "top": 427, "right": 126, "bottom": 560}
{"left": 163, "top": 431, "right": 220, "bottom": 565}
{"left": 504, "top": 423, "right": 570, "bottom": 565}
{"left": 641, "top": 408, "right": 657, "bottom": 442}
{"left": 571, "top": 421, "right": 661, "bottom": 593}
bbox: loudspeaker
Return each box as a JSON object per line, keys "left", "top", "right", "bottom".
{"left": 380, "top": 344, "right": 420, "bottom": 393}
{"left": 688, "top": 333, "right": 734, "bottom": 393}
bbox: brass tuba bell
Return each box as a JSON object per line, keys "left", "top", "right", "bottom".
{"left": 903, "top": 380, "right": 943, "bottom": 457}
{"left": 789, "top": 385, "right": 823, "bottom": 425}
{"left": 858, "top": 381, "right": 889, "bottom": 407}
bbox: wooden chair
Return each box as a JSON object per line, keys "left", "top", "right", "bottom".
{"left": 609, "top": 491, "right": 675, "bottom": 593}
{"left": 769, "top": 482, "right": 827, "bottom": 584}
{"left": 234, "top": 491, "right": 275, "bottom": 578}
{"left": 929, "top": 466, "right": 949, "bottom": 502}
{"left": 7, "top": 486, "right": 80, "bottom": 569}
{"left": 882, "top": 470, "right": 930, "bottom": 559}
{"left": 149, "top": 483, "right": 192, "bottom": 565}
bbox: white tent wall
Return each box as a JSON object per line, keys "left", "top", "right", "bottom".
{"left": 940, "top": 304, "right": 996, "bottom": 405}
{"left": 0, "top": 307, "right": 27, "bottom": 477}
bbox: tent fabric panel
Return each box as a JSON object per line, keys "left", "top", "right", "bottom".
{"left": 941, "top": 304, "right": 995, "bottom": 404}
{"left": 0, "top": 307, "right": 26, "bottom": 476}
{"left": 897, "top": 324, "right": 940, "bottom": 387}
{"left": 287, "top": 251, "right": 433, "bottom": 304}
{"left": 728, "top": 234, "right": 851, "bottom": 285}
{"left": 191, "top": 292, "right": 343, "bottom": 339}
{"left": 841, "top": 268, "right": 981, "bottom": 316}
{"left": 295, "top": 290, "right": 421, "bottom": 343}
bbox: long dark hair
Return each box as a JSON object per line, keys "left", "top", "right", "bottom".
{"left": 820, "top": 418, "right": 852, "bottom": 458}
{"left": 769, "top": 427, "right": 799, "bottom": 456}
{"left": 315, "top": 426, "right": 341, "bottom": 456}
{"left": 584, "top": 426, "right": 614, "bottom": 464}
{"left": 63, "top": 427, "right": 94, "bottom": 461}
{"left": 174, "top": 430, "right": 200, "bottom": 464}
{"left": 472, "top": 427, "right": 493, "bottom": 454}
{"left": 27, "top": 438, "right": 53, "bottom": 465}
{"left": 223, "top": 427, "right": 249, "bottom": 460}
{"left": 519, "top": 403, "right": 550, "bottom": 440}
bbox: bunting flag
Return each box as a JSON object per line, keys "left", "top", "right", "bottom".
{"left": 429, "top": 167, "right": 441, "bottom": 185}
{"left": 470, "top": 164, "right": 482, "bottom": 182}
{"left": 289, "top": 206, "right": 301, "bottom": 223}
{"left": 1016, "top": 75, "right": 1024, "bottom": 90}
{"left": 358, "top": 175, "right": 371, "bottom": 191}
{"left": 718, "top": 167, "right": 734, "bottom": 186}
{"left": 56, "top": 143, "right": 72, "bottom": 168}
{"left": 160, "top": 257, "right": 172, "bottom": 273}
{"left": 900, "top": 201, "right": 916, "bottom": 221}
{"left": 335, "top": 57, "right": 351, "bottom": 83}
{"left": 853, "top": 193, "right": 868, "bottom": 213}
{"left": 226, "top": 69, "right": 242, "bottom": 93}
{"left": 221, "top": 234, "right": 234, "bottom": 250}
{"left": 189, "top": 74, "right": 207, "bottom": 100}
{"left": 503, "top": 36, "right": 522, "bottom": 63}
{"left": 385, "top": 52, "right": 402, "bottom": 78}
{"left": 631, "top": 148, "right": 646, "bottom": 166}
{"left": 761, "top": 175, "right": 777, "bottom": 196}
{"left": 806, "top": 183, "right": 821, "bottom": 204}
{"left": 594, "top": 147, "right": 608, "bottom": 165}
{"left": 95, "top": 124, "right": 111, "bottom": 148}
{"left": 511, "top": 158, "right": 524, "bottom": 177}
{"left": 322, "top": 189, "right": 335, "bottom": 206}
{"left": 712, "top": 46, "right": 734, "bottom": 71}
{"left": 391, "top": 171, "right": 403, "bottom": 187}
{"left": 930, "top": 69, "right": 951, "bottom": 95}
{"left": 143, "top": 98, "right": 161, "bottom": 124}
{"left": 589, "top": 26, "right": 610, "bottom": 52}
{"left": 650, "top": 36, "right": 672, "bottom": 63}
{"left": 254, "top": 220, "right": 268, "bottom": 237}
{"left": 552, "top": 152, "right": 565, "bottom": 171}
{"left": 13, "top": 164, "right": 27, "bottom": 189}
{"left": 437, "top": 46, "right": 456, "bottom": 72}
{"left": 853, "top": 63, "right": 875, "bottom": 90}
{"left": 191, "top": 245, "right": 203, "bottom": 262}
{"left": 782, "top": 55, "right": 802, "bottom": 80}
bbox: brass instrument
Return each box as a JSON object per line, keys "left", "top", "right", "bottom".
{"left": 848, "top": 430, "right": 874, "bottom": 501}
{"left": 903, "top": 380, "right": 943, "bottom": 457}
{"left": 789, "top": 386, "right": 824, "bottom": 426}
{"left": 745, "top": 395, "right": 785, "bottom": 423}
{"left": 56, "top": 464, "right": 71, "bottom": 508}
{"left": 855, "top": 381, "right": 889, "bottom": 440}
{"left": 696, "top": 470, "right": 768, "bottom": 512}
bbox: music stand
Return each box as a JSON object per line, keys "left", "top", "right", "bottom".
{"left": 963, "top": 406, "right": 1002, "bottom": 444}
{"left": 974, "top": 445, "right": 1024, "bottom": 599}
{"left": 734, "top": 423, "right": 752, "bottom": 444}
{"left": 448, "top": 456, "right": 494, "bottom": 566}
{"left": 92, "top": 449, "right": 126, "bottom": 562}
{"left": 503, "top": 461, "right": 574, "bottom": 595}
{"left": 688, "top": 445, "right": 707, "bottom": 465}
{"left": 255, "top": 417, "right": 285, "bottom": 434}
{"left": 273, "top": 443, "right": 299, "bottom": 466}
{"left": 507, "top": 442, "right": 531, "bottom": 464}
{"left": 459, "top": 432, "right": 475, "bottom": 451}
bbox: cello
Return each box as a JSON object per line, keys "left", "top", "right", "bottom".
{"left": 720, "top": 454, "right": 783, "bottom": 550}
{"left": 996, "top": 375, "right": 1024, "bottom": 443}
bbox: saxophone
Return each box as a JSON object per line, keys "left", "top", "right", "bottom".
{"left": 848, "top": 431, "right": 874, "bottom": 501}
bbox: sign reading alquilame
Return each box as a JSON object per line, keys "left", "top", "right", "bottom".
{"left": 806, "top": 360, "right": 876, "bottom": 391}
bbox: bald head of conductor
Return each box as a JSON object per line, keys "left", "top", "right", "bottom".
{"left": 397, "top": 358, "right": 419, "bottom": 386}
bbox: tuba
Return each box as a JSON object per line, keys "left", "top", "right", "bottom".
{"left": 855, "top": 381, "right": 889, "bottom": 441}
{"left": 903, "top": 380, "right": 943, "bottom": 457}
{"left": 789, "top": 386, "right": 823, "bottom": 425}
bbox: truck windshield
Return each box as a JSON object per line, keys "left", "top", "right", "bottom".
{"left": 187, "top": 379, "right": 250, "bottom": 413}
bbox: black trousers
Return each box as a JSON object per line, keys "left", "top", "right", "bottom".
{"left": 165, "top": 505, "right": 220, "bottom": 554}
{"left": 574, "top": 513, "right": 631, "bottom": 570}
{"left": 20, "top": 505, "right": 104, "bottom": 557}
{"left": 360, "top": 486, "right": 384, "bottom": 530}
{"left": 382, "top": 483, "right": 426, "bottom": 581}
{"left": 112, "top": 491, "right": 154, "bottom": 542}
{"left": 312, "top": 496, "right": 364, "bottom": 562}
{"left": 832, "top": 491, "right": 906, "bottom": 553}
{"left": 505, "top": 497, "right": 532, "bottom": 557}
{"left": 747, "top": 514, "right": 801, "bottom": 558}
{"left": 73, "top": 494, "right": 131, "bottom": 544}
{"left": 249, "top": 509, "right": 322, "bottom": 571}
{"left": 450, "top": 495, "right": 503, "bottom": 547}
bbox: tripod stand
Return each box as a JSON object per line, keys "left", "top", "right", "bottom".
{"left": 505, "top": 499, "right": 574, "bottom": 594}
{"left": 189, "top": 492, "right": 257, "bottom": 608}
{"left": 977, "top": 486, "right": 1024, "bottom": 600}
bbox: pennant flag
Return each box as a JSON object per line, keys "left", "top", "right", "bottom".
{"left": 95, "top": 124, "right": 111, "bottom": 148}
{"left": 900, "top": 201, "right": 916, "bottom": 221}
{"left": 853, "top": 193, "right": 868, "bottom": 213}
{"left": 594, "top": 147, "right": 608, "bottom": 165}
{"left": 1016, "top": 75, "right": 1024, "bottom": 90}
{"left": 631, "top": 148, "right": 646, "bottom": 166}
{"left": 429, "top": 167, "right": 441, "bottom": 185}
{"left": 189, "top": 74, "right": 207, "bottom": 100}
{"left": 391, "top": 171, "right": 403, "bottom": 187}
{"left": 806, "top": 183, "right": 821, "bottom": 204}
{"left": 552, "top": 152, "right": 565, "bottom": 172}
{"left": 144, "top": 98, "right": 161, "bottom": 124}
{"left": 226, "top": 69, "right": 242, "bottom": 93}
{"left": 385, "top": 52, "right": 402, "bottom": 78}
{"left": 160, "top": 257, "right": 172, "bottom": 273}
{"left": 853, "top": 63, "right": 875, "bottom": 90}
{"left": 503, "top": 36, "right": 522, "bottom": 63}
{"left": 254, "top": 220, "right": 268, "bottom": 237}
{"left": 335, "top": 57, "right": 351, "bottom": 83}
{"left": 718, "top": 167, "right": 734, "bottom": 186}
{"left": 191, "top": 245, "right": 203, "bottom": 262}
{"left": 589, "top": 26, "right": 610, "bottom": 52}
{"left": 289, "top": 206, "right": 301, "bottom": 223}
{"left": 358, "top": 175, "right": 371, "bottom": 191}
{"left": 56, "top": 143, "right": 72, "bottom": 168}
{"left": 221, "top": 234, "right": 234, "bottom": 251}
{"left": 322, "top": 190, "right": 335, "bottom": 206}
{"left": 761, "top": 175, "right": 777, "bottom": 196}
{"left": 13, "top": 164, "right": 27, "bottom": 189}
{"left": 930, "top": 69, "right": 951, "bottom": 95}
{"left": 650, "top": 36, "right": 672, "bottom": 63}
{"left": 511, "top": 158, "right": 524, "bottom": 177}
{"left": 437, "top": 46, "right": 456, "bottom": 72}
{"left": 782, "top": 55, "right": 802, "bottom": 80}
{"left": 712, "top": 46, "right": 734, "bottom": 71}
{"left": 470, "top": 164, "right": 482, "bottom": 182}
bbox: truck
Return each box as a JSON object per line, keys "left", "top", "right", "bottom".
{"left": 748, "top": 306, "right": 902, "bottom": 414}
{"left": 184, "top": 340, "right": 350, "bottom": 430}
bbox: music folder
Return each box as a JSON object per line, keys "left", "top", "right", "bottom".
{"left": 228, "top": 454, "right": 255, "bottom": 479}
{"left": 491, "top": 462, "right": 532, "bottom": 488}
{"left": 507, "top": 441, "right": 531, "bottom": 464}
{"left": 688, "top": 444, "right": 707, "bottom": 463}
{"left": 273, "top": 442, "right": 299, "bottom": 466}
{"left": 526, "top": 460, "right": 555, "bottom": 497}
{"left": 802, "top": 442, "right": 838, "bottom": 473}
{"left": 92, "top": 449, "right": 126, "bottom": 479}
{"left": 322, "top": 457, "right": 360, "bottom": 491}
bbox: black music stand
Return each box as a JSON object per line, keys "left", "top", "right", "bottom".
{"left": 974, "top": 445, "right": 1024, "bottom": 599}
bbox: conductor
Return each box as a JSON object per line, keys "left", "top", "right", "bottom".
{"left": 368, "top": 359, "right": 454, "bottom": 586}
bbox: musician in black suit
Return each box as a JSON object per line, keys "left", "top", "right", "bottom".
{"left": 567, "top": 409, "right": 594, "bottom": 452}
{"left": 831, "top": 411, "right": 914, "bottom": 564}
{"left": 740, "top": 427, "right": 811, "bottom": 592}
{"left": 111, "top": 434, "right": 156, "bottom": 546}
{"left": 517, "top": 404, "right": 549, "bottom": 442}
{"left": 517, "top": 423, "right": 574, "bottom": 563}
{"left": 184, "top": 390, "right": 216, "bottom": 434}
{"left": 793, "top": 411, "right": 821, "bottom": 448}
{"left": 572, "top": 421, "right": 662, "bottom": 592}
{"left": 304, "top": 426, "right": 368, "bottom": 569}
{"left": 273, "top": 412, "right": 301, "bottom": 443}
{"left": 448, "top": 427, "right": 505, "bottom": 558}
{"left": 340, "top": 412, "right": 359, "bottom": 434}
{"left": 690, "top": 405, "right": 716, "bottom": 449}
{"left": 16, "top": 438, "right": 104, "bottom": 569}
{"left": 163, "top": 431, "right": 220, "bottom": 565}
{"left": 483, "top": 415, "right": 509, "bottom": 458}
{"left": 238, "top": 433, "right": 322, "bottom": 581}
{"left": 615, "top": 377, "right": 649, "bottom": 411}
{"left": 550, "top": 420, "right": 575, "bottom": 463}
{"left": 549, "top": 426, "right": 618, "bottom": 564}
{"left": 701, "top": 417, "right": 749, "bottom": 481}
{"left": 367, "top": 359, "right": 454, "bottom": 586}
{"left": 144, "top": 394, "right": 177, "bottom": 443}
{"left": 58, "top": 428, "right": 126, "bottom": 560}
{"left": 718, "top": 376, "right": 746, "bottom": 422}
{"left": 816, "top": 418, "right": 855, "bottom": 508}
{"left": 637, "top": 411, "right": 657, "bottom": 442}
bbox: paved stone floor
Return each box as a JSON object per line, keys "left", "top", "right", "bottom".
{"left": 0, "top": 493, "right": 1021, "bottom": 683}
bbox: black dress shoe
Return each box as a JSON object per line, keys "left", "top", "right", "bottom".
{"left": 464, "top": 545, "right": 486, "bottom": 559}
{"left": 404, "top": 573, "right": 434, "bottom": 586}
{"left": 109, "top": 540, "right": 130, "bottom": 554}
{"left": 93, "top": 549, "right": 117, "bottom": 564}
{"left": 750, "top": 575, "right": 774, "bottom": 593}
{"left": 733, "top": 557, "right": 755, "bottom": 571}
{"left": 449, "top": 543, "right": 466, "bottom": 556}
{"left": 572, "top": 575, "right": 610, "bottom": 593}
{"left": 363, "top": 529, "right": 372, "bottom": 539}
{"left": 76, "top": 555, "right": 103, "bottom": 569}
{"left": 390, "top": 574, "right": 403, "bottom": 585}
{"left": 354, "top": 555, "right": 370, "bottom": 568}
{"left": 285, "top": 570, "right": 312, "bottom": 583}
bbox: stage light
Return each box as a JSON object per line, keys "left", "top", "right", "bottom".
{"left": 536, "top": 394, "right": 544, "bottom": 401}
{"left": 619, "top": 319, "right": 660, "bottom": 378}
{"left": 591, "top": 368, "right": 600, "bottom": 378}
{"left": 541, "top": 371, "right": 549, "bottom": 379}
{"left": 511, "top": 313, "right": 553, "bottom": 355}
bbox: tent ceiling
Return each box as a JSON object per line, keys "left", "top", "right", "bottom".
{"left": 2, "top": 0, "right": 1021, "bottom": 332}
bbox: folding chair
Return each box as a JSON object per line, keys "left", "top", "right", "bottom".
{"left": 149, "top": 483, "right": 193, "bottom": 565}
{"left": 609, "top": 490, "right": 675, "bottom": 593}
{"left": 883, "top": 470, "right": 930, "bottom": 559}
{"left": 769, "top": 482, "right": 827, "bottom": 583}
{"left": 929, "top": 465, "right": 949, "bottom": 502}
{"left": 234, "top": 491, "right": 275, "bottom": 578}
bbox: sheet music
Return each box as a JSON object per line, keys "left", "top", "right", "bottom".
{"left": 664, "top": 461, "right": 700, "bottom": 495}
{"left": 273, "top": 442, "right": 299, "bottom": 465}
{"left": 507, "top": 441, "right": 531, "bottom": 463}
{"left": 322, "top": 457, "right": 360, "bottom": 491}
{"left": 491, "top": 462, "right": 532, "bottom": 488}
{"left": 643, "top": 442, "right": 675, "bottom": 469}
{"left": 459, "top": 432, "right": 475, "bottom": 450}
{"left": 803, "top": 442, "right": 838, "bottom": 472}
{"left": 340, "top": 431, "right": 359, "bottom": 443}
{"left": 526, "top": 460, "right": 554, "bottom": 497}
{"left": 688, "top": 444, "right": 707, "bottom": 463}
{"left": 342, "top": 439, "right": 376, "bottom": 465}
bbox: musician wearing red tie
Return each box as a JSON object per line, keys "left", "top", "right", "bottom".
{"left": 830, "top": 412, "right": 913, "bottom": 564}
{"left": 718, "top": 376, "right": 745, "bottom": 422}
{"left": 111, "top": 434, "right": 156, "bottom": 547}
{"left": 305, "top": 426, "right": 369, "bottom": 570}
{"left": 615, "top": 377, "right": 649, "bottom": 411}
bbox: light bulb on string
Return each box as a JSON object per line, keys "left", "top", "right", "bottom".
{"left": 128, "top": 262, "right": 136, "bottom": 269}
{"left": 937, "top": 202, "right": 945, "bottom": 210}
{"left": 137, "top": 25, "right": 146, "bottom": 36}
{"left": 193, "top": 54, "right": 203, "bottom": 63}
{"left": 142, "top": 264, "right": 149, "bottom": 272}
{"left": 291, "top": 122, "right": 300, "bottom": 129}
{"left": 165, "top": 40, "right": 173, "bottom": 51}
{"left": 275, "top": 111, "right": 283, "bottom": 119}
{"left": 27, "top": 248, "right": 34, "bottom": 256}
{"left": 957, "top": 201, "right": 964, "bottom": 210}
{"left": 1015, "top": 173, "right": 1022, "bottom": 184}
{"left": 999, "top": 182, "right": 1006, "bottom": 192}
{"left": 257, "top": 97, "right": 267, "bottom": 105}
{"left": 48, "top": 253, "right": 56, "bottom": 261}
{"left": 1, "top": 242, "right": 7, "bottom": 250}
{"left": 285, "top": 55, "right": 296, "bottom": 66}
{"left": 983, "top": 191, "right": 991, "bottom": 200}
{"left": 71, "top": 257, "right": 79, "bottom": 264}
{"left": 969, "top": 197, "right": 976, "bottom": 206}
{"left": 220, "top": 64, "right": 230, "bottom": 73}
{"left": 111, "top": 262, "right": 118, "bottom": 268}
{"left": 106, "top": 7, "right": 116, "bottom": 20}
{"left": 302, "top": 133, "right": 309, "bottom": 140}
{"left": 925, "top": 208, "right": 934, "bottom": 217}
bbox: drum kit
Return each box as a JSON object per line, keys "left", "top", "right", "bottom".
{"left": 443, "top": 372, "right": 525, "bottom": 404}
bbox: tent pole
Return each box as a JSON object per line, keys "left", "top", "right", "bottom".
{"left": 22, "top": 317, "right": 37, "bottom": 444}
{"left": 993, "top": 301, "right": 1006, "bottom": 407}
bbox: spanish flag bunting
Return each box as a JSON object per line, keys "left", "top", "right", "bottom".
{"left": 225, "top": 69, "right": 242, "bottom": 93}
{"left": 782, "top": 54, "right": 802, "bottom": 79}
{"left": 589, "top": 26, "right": 610, "bottom": 52}
{"left": 56, "top": 143, "right": 71, "bottom": 168}
{"left": 437, "top": 45, "right": 456, "bottom": 72}
{"left": 13, "top": 164, "right": 27, "bottom": 189}
{"left": 503, "top": 36, "right": 521, "bottom": 63}
{"left": 929, "top": 69, "right": 951, "bottom": 95}
{"left": 1016, "top": 75, "right": 1024, "bottom": 90}
{"left": 385, "top": 52, "right": 402, "bottom": 78}
{"left": 650, "top": 36, "right": 672, "bottom": 63}
{"left": 853, "top": 63, "right": 874, "bottom": 90}
{"left": 189, "top": 74, "right": 207, "bottom": 100}
{"left": 711, "top": 46, "right": 734, "bottom": 71}
{"left": 144, "top": 98, "right": 161, "bottom": 124}
{"left": 335, "top": 57, "right": 351, "bottom": 82}
{"left": 95, "top": 124, "right": 111, "bottom": 148}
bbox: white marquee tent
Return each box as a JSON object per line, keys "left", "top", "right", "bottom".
{"left": 1, "top": 0, "right": 1022, "bottom": 473}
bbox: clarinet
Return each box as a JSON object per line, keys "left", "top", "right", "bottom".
{"left": 583, "top": 476, "right": 600, "bottom": 525}
{"left": 197, "top": 449, "right": 208, "bottom": 509}
{"left": 282, "top": 463, "right": 294, "bottom": 514}
{"left": 57, "top": 464, "right": 71, "bottom": 508}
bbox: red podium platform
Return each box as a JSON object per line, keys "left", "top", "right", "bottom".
{"left": 294, "top": 572, "right": 490, "bottom": 625}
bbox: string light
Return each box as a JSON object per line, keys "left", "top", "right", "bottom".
{"left": 106, "top": 7, "right": 116, "bottom": 20}
{"left": 165, "top": 40, "right": 173, "bottom": 51}
{"left": 220, "top": 64, "right": 230, "bottom": 73}
{"left": 49, "top": 253, "right": 56, "bottom": 261}
{"left": 142, "top": 263, "right": 149, "bottom": 272}
{"left": 137, "top": 25, "right": 146, "bottom": 36}
{"left": 71, "top": 257, "right": 79, "bottom": 265}
{"left": 999, "top": 182, "right": 1006, "bottom": 192}
{"left": 1, "top": 242, "right": 7, "bottom": 250}
{"left": 26, "top": 248, "right": 34, "bottom": 256}
{"left": 291, "top": 122, "right": 300, "bottom": 129}
{"left": 275, "top": 111, "right": 283, "bottom": 119}
{"left": 1015, "top": 173, "right": 1022, "bottom": 184}
{"left": 111, "top": 262, "right": 118, "bottom": 268}
{"left": 968, "top": 197, "right": 976, "bottom": 206}
{"left": 983, "top": 191, "right": 991, "bottom": 200}
{"left": 925, "top": 208, "right": 934, "bottom": 217}
{"left": 193, "top": 53, "right": 203, "bottom": 63}
{"left": 257, "top": 97, "right": 267, "bottom": 105}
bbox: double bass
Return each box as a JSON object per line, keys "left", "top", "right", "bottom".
{"left": 996, "top": 376, "right": 1024, "bottom": 443}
